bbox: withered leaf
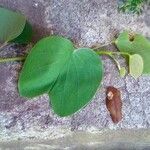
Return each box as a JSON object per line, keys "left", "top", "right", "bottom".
{"left": 106, "top": 86, "right": 122, "bottom": 124}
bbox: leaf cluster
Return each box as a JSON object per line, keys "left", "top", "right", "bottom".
{"left": 1, "top": 7, "right": 150, "bottom": 117}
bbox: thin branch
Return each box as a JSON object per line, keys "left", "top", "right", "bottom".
{"left": 0, "top": 56, "right": 25, "bottom": 63}
{"left": 92, "top": 41, "right": 115, "bottom": 50}
{"left": 95, "top": 50, "right": 129, "bottom": 77}
{"left": 109, "top": 55, "right": 121, "bottom": 71}
{"left": 96, "top": 50, "right": 130, "bottom": 57}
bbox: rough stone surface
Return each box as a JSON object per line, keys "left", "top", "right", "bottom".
{"left": 0, "top": 129, "right": 150, "bottom": 149}
{"left": 0, "top": 0, "right": 150, "bottom": 142}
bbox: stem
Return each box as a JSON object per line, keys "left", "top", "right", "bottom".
{"left": 109, "top": 55, "right": 121, "bottom": 70}
{"left": 95, "top": 50, "right": 130, "bottom": 74}
{"left": 92, "top": 41, "right": 115, "bottom": 50}
{"left": 96, "top": 50, "right": 130, "bottom": 57}
{"left": 98, "top": 51, "right": 121, "bottom": 71}
{"left": 0, "top": 56, "right": 25, "bottom": 63}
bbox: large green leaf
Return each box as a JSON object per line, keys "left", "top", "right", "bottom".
{"left": 115, "top": 31, "right": 150, "bottom": 74}
{"left": 0, "top": 7, "right": 26, "bottom": 43}
{"left": 18, "top": 36, "right": 103, "bottom": 116}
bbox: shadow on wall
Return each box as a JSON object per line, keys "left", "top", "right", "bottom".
{"left": 0, "top": 0, "right": 52, "bottom": 42}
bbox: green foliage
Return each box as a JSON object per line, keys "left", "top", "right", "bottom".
{"left": 1, "top": 7, "right": 150, "bottom": 117}
{"left": 0, "top": 7, "right": 32, "bottom": 44}
{"left": 118, "top": 0, "right": 146, "bottom": 14}
{"left": 115, "top": 31, "right": 150, "bottom": 74}
{"left": 18, "top": 36, "right": 103, "bottom": 116}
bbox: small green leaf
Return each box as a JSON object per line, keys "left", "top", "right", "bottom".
{"left": 11, "top": 21, "right": 33, "bottom": 44}
{"left": 129, "top": 54, "right": 143, "bottom": 79}
{"left": 0, "top": 7, "right": 26, "bottom": 43}
{"left": 119, "top": 67, "right": 126, "bottom": 77}
{"left": 115, "top": 31, "right": 150, "bottom": 74}
{"left": 18, "top": 36, "right": 103, "bottom": 116}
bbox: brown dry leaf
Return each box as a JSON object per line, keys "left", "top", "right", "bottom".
{"left": 106, "top": 86, "right": 122, "bottom": 124}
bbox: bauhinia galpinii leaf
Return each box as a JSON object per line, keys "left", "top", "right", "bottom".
{"left": 0, "top": 7, "right": 32, "bottom": 44}
{"left": 115, "top": 31, "right": 150, "bottom": 74}
{"left": 18, "top": 36, "right": 103, "bottom": 116}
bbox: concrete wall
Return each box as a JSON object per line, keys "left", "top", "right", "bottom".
{"left": 0, "top": 0, "right": 150, "bottom": 149}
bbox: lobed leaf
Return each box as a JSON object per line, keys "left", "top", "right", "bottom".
{"left": 18, "top": 36, "right": 103, "bottom": 116}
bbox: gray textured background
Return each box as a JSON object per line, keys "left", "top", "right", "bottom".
{"left": 0, "top": 0, "right": 150, "bottom": 142}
